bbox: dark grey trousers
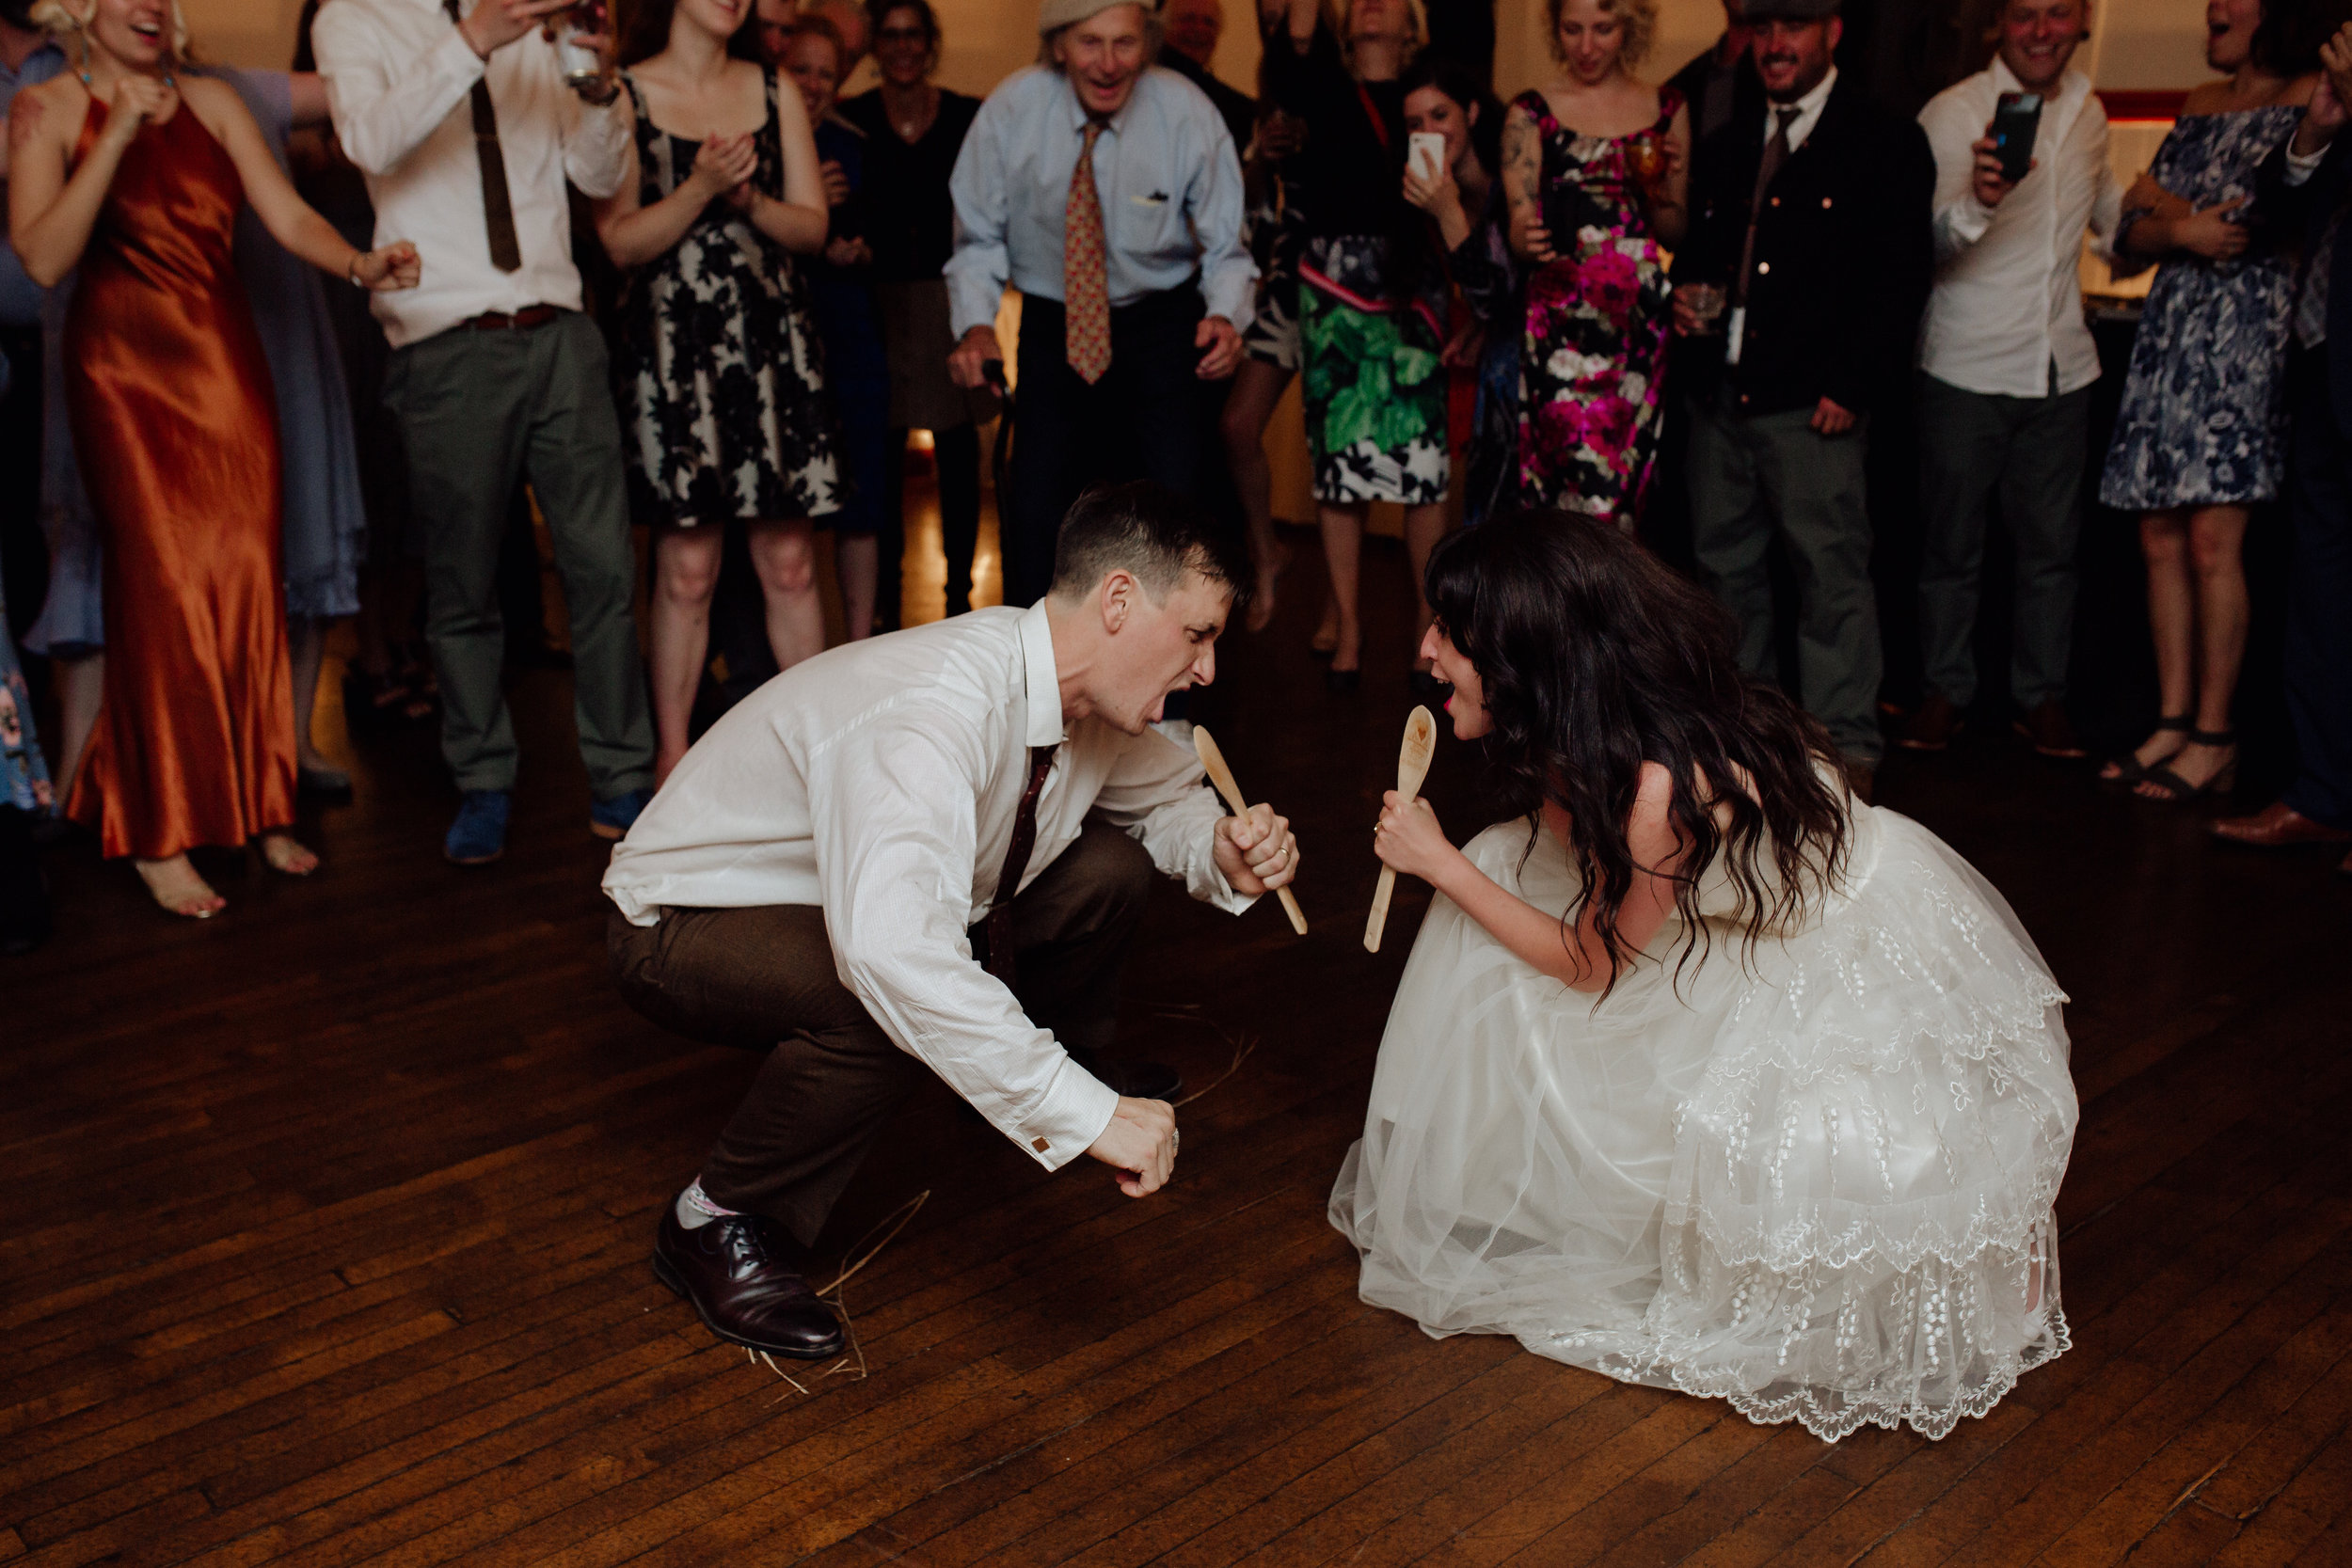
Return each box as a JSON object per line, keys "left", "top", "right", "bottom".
{"left": 608, "top": 821, "right": 1158, "bottom": 1245}
{"left": 1915, "top": 372, "right": 2090, "bottom": 711}
{"left": 1688, "top": 393, "right": 1883, "bottom": 764}
{"left": 381, "top": 311, "right": 653, "bottom": 800}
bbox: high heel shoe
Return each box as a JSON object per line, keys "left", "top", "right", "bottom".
{"left": 2100, "top": 715, "right": 2190, "bottom": 786}
{"left": 2134, "top": 729, "right": 2236, "bottom": 802}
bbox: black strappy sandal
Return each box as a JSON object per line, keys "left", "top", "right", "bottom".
{"left": 2136, "top": 728, "right": 2238, "bottom": 802}
{"left": 2100, "top": 714, "right": 2191, "bottom": 786}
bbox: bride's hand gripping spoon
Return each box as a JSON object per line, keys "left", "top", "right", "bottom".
{"left": 1365, "top": 705, "right": 1437, "bottom": 953}
{"left": 1192, "top": 724, "right": 1308, "bottom": 935}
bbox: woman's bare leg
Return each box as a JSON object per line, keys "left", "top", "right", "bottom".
{"left": 835, "top": 531, "right": 878, "bottom": 641}
{"left": 53, "top": 649, "right": 103, "bottom": 805}
{"left": 2137, "top": 503, "right": 2249, "bottom": 796}
{"left": 1403, "top": 501, "right": 1449, "bottom": 647}
{"left": 287, "top": 615, "right": 347, "bottom": 784}
{"left": 2103, "top": 508, "right": 2195, "bottom": 781}
{"left": 1317, "top": 500, "right": 1367, "bottom": 674}
{"left": 1221, "top": 357, "right": 1295, "bottom": 631}
{"left": 748, "top": 517, "right": 827, "bottom": 670}
{"left": 650, "top": 527, "right": 724, "bottom": 786}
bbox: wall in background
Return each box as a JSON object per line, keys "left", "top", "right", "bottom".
{"left": 193, "top": 0, "right": 2217, "bottom": 97}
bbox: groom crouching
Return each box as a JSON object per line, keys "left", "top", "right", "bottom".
{"left": 602, "top": 482, "right": 1298, "bottom": 1359}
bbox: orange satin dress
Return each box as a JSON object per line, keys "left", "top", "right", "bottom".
{"left": 61, "top": 92, "right": 296, "bottom": 861}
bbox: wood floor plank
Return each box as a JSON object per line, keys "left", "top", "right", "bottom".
{"left": 7, "top": 530, "right": 2347, "bottom": 1568}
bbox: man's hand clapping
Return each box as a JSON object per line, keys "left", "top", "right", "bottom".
{"left": 1086, "top": 1094, "right": 1177, "bottom": 1196}
{"left": 1214, "top": 801, "right": 1298, "bottom": 896}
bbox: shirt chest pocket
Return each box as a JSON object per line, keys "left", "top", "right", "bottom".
{"left": 1122, "top": 189, "right": 1186, "bottom": 254}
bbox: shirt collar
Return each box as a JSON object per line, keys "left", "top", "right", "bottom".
{"left": 1017, "top": 600, "right": 1067, "bottom": 748}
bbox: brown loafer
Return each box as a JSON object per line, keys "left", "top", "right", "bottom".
{"left": 2014, "top": 699, "right": 2089, "bottom": 760}
{"left": 651, "top": 1201, "right": 844, "bottom": 1360}
{"left": 2211, "top": 800, "right": 2352, "bottom": 849}
{"left": 1896, "top": 692, "right": 1962, "bottom": 752}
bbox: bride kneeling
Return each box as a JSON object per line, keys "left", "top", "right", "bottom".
{"left": 1334, "top": 511, "right": 2077, "bottom": 1442}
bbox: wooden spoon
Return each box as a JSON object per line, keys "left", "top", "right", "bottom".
{"left": 1365, "top": 705, "right": 1438, "bottom": 954}
{"left": 1192, "top": 725, "right": 1308, "bottom": 935}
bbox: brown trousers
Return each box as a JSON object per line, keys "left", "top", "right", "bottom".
{"left": 608, "top": 821, "right": 1158, "bottom": 1245}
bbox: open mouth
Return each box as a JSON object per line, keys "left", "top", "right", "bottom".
{"left": 130, "top": 20, "right": 164, "bottom": 41}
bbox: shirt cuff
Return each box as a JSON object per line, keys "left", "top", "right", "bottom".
{"left": 436, "top": 22, "right": 488, "bottom": 87}
{"left": 1943, "top": 194, "right": 1994, "bottom": 247}
{"left": 2285, "top": 143, "right": 2326, "bottom": 185}
{"left": 1009, "top": 1052, "right": 1120, "bottom": 1170}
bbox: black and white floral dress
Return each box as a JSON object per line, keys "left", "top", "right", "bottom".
{"left": 2097, "top": 105, "right": 2301, "bottom": 512}
{"left": 616, "top": 71, "right": 842, "bottom": 529}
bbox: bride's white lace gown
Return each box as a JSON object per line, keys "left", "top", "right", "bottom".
{"left": 1330, "top": 800, "right": 2077, "bottom": 1442}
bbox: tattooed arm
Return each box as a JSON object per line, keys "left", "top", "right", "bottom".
{"left": 1644, "top": 97, "right": 1691, "bottom": 247}
{"left": 1502, "top": 100, "right": 1551, "bottom": 262}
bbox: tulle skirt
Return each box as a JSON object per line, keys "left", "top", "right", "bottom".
{"left": 1329, "top": 806, "right": 2077, "bottom": 1442}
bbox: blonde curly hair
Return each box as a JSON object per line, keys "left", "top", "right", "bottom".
{"left": 28, "top": 0, "right": 193, "bottom": 60}
{"left": 1544, "top": 0, "right": 1656, "bottom": 69}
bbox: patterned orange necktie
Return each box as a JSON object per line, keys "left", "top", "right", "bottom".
{"left": 1063, "top": 120, "right": 1112, "bottom": 384}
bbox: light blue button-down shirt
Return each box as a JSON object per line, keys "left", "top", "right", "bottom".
{"left": 0, "top": 39, "right": 68, "bottom": 330}
{"left": 945, "top": 63, "right": 1253, "bottom": 340}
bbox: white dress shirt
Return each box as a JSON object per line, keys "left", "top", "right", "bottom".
{"left": 603, "top": 603, "right": 1251, "bottom": 1170}
{"left": 1916, "top": 62, "right": 2121, "bottom": 398}
{"left": 311, "top": 0, "right": 633, "bottom": 347}
{"left": 945, "top": 64, "right": 1254, "bottom": 340}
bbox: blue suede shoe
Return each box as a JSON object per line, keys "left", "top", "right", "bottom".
{"left": 589, "top": 787, "right": 651, "bottom": 842}
{"left": 444, "top": 789, "right": 511, "bottom": 865}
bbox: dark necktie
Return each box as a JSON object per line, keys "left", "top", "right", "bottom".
{"left": 1733, "top": 106, "right": 1801, "bottom": 309}
{"left": 444, "top": 0, "right": 524, "bottom": 273}
{"left": 984, "top": 745, "right": 1058, "bottom": 988}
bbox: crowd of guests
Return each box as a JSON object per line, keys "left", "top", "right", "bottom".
{"left": 4, "top": 0, "right": 2352, "bottom": 955}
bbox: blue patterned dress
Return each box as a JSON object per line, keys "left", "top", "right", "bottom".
{"left": 2098, "top": 105, "right": 2302, "bottom": 511}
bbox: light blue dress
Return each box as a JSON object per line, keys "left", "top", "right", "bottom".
{"left": 24, "top": 66, "right": 365, "bottom": 654}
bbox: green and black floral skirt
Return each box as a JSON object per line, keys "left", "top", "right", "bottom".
{"left": 1298, "top": 236, "right": 1449, "bottom": 507}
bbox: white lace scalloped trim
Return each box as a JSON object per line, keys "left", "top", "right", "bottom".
{"left": 1667, "top": 1168, "right": 2071, "bottom": 1276}
{"left": 1534, "top": 1242, "right": 2074, "bottom": 1442}
{"left": 1653, "top": 1306, "right": 2072, "bottom": 1442}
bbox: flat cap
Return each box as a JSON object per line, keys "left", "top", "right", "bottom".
{"left": 1039, "top": 0, "right": 1151, "bottom": 34}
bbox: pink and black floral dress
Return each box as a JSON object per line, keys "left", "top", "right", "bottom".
{"left": 1514, "top": 87, "right": 1680, "bottom": 531}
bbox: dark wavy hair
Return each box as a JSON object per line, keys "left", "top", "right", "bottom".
{"left": 2252, "top": 0, "right": 2352, "bottom": 75}
{"left": 1397, "top": 55, "right": 1502, "bottom": 186}
{"left": 1424, "top": 510, "right": 1851, "bottom": 993}
{"left": 619, "top": 0, "right": 766, "bottom": 68}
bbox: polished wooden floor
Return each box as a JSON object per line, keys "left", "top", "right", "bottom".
{"left": 8, "top": 517, "right": 2352, "bottom": 1568}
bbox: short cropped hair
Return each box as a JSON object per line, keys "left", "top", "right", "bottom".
{"left": 1049, "top": 482, "right": 1252, "bottom": 608}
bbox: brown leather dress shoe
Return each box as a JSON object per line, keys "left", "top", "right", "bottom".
{"left": 2014, "top": 699, "right": 2089, "bottom": 759}
{"left": 652, "top": 1201, "right": 845, "bottom": 1359}
{"left": 2211, "top": 800, "right": 2352, "bottom": 849}
{"left": 1897, "top": 693, "right": 1961, "bottom": 752}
